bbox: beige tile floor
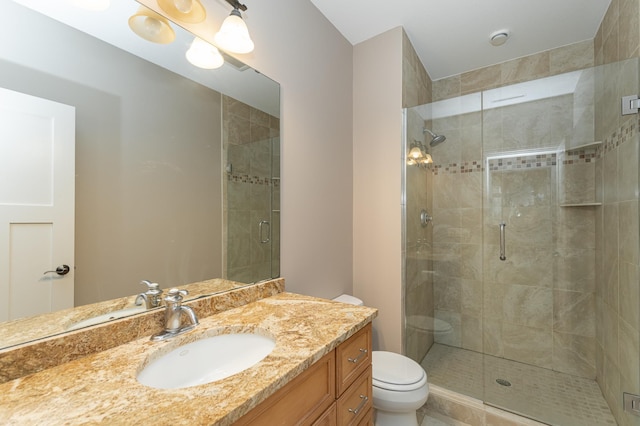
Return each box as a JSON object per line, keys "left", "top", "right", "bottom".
{"left": 421, "top": 344, "right": 617, "bottom": 426}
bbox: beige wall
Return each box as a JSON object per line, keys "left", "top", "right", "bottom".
{"left": 353, "top": 27, "right": 404, "bottom": 352}
{"left": 236, "top": 0, "right": 355, "bottom": 299}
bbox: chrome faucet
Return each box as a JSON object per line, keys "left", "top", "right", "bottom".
{"left": 135, "top": 280, "right": 163, "bottom": 309}
{"left": 151, "top": 288, "right": 199, "bottom": 341}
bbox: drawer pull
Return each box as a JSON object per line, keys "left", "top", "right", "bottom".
{"left": 348, "top": 394, "right": 369, "bottom": 415}
{"left": 348, "top": 348, "right": 368, "bottom": 363}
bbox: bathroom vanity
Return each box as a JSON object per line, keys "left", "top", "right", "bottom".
{"left": 0, "top": 280, "right": 377, "bottom": 425}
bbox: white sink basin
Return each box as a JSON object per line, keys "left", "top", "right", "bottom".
{"left": 137, "top": 333, "right": 276, "bottom": 389}
{"left": 67, "top": 306, "right": 146, "bottom": 331}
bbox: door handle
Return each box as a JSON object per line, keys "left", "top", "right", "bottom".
{"left": 259, "top": 220, "right": 271, "bottom": 244}
{"left": 499, "top": 223, "right": 506, "bottom": 261}
{"left": 44, "top": 265, "right": 70, "bottom": 276}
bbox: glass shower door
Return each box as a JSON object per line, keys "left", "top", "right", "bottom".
{"left": 480, "top": 67, "right": 606, "bottom": 425}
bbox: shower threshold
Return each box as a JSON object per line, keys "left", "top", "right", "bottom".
{"left": 421, "top": 343, "right": 616, "bottom": 426}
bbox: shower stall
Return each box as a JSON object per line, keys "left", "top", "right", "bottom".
{"left": 403, "top": 57, "right": 640, "bottom": 425}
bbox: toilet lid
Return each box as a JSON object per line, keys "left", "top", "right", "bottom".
{"left": 372, "top": 351, "right": 427, "bottom": 391}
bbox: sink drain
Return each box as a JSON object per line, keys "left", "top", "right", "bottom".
{"left": 496, "top": 378, "right": 512, "bottom": 387}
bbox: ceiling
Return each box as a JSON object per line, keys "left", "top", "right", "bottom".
{"left": 310, "top": 0, "right": 611, "bottom": 80}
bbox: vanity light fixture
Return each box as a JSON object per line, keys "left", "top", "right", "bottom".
{"left": 157, "top": 0, "right": 206, "bottom": 24}
{"left": 214, "top": 0, "right": 254, "bottom": 54}
{"left": 186, "top": 37, "right": 225, "bottom": 69}
{"left": 128, "top": 6, "right": 176, "bottom": 44}
{"left": 407, "top": 140, "right": 433, "bottom": 167}
{"left": 67, "top": 0, "right": 110, "bottom": 11}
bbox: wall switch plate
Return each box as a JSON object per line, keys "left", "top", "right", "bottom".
{"left": 624, "top": 392, "right": 640, "bottom": 416}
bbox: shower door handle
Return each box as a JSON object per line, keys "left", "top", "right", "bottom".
{"left": 499, "top": 223, "right": 506, "bottom": 261}
{"left": 259, "top": 220, "right": 270, "bottom": 244}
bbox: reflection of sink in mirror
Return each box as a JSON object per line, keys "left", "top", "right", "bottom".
{"left": 137, "top": 332, "right": 276, "bottom": 389}
{"left": 66, "top": 307, "right": 147, "bottom": 331}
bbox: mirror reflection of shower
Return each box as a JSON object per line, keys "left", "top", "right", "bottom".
{"left": 423, "top": 127, "right": 446, "bottom": 147}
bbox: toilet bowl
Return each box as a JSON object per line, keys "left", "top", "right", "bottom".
{"left": 406, "top": 314, "right": 453, "bottom": 337}
{"left": 332, "top": 295, "right": 430, "bottom": 426}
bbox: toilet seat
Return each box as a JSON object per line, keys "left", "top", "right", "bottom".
{"left": 372, "top": 351, "right": 427, "bottom": 392}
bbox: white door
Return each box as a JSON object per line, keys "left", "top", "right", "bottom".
{"left": 0, "top": 87, "right": 75, "bottom": 321}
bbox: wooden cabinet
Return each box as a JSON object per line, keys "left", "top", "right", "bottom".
{"left": 235, "top": 351, "right": 336, "bottom": 426}
{"left": 237, "top": 323, "right": 373, "bottom": 425}
{"left": 335, "top": 324, "right": 373, "bottom": 426}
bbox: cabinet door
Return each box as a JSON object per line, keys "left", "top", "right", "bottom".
{"left": 312, "top": 402, "right": 337, "bottom": 426}
{"left": 235, "top": 351, "right": 336, "bottom": 426}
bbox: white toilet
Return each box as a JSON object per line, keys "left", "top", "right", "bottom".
{"left": 332, "top": 295, "right": 430, "bottom": 426}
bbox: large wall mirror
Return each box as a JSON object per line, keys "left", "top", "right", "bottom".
{"left": 0, "top": 0, "right": 280, "bottom": 348}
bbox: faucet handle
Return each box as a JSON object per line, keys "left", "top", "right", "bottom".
{"left": 140, "top": 280, "right": 161, "bottom": 294}
{"left": 140, "top": 280, "right": 160, "bottom": 291}
{"left": 165, "top": 288, "right": 188, "bottom": 303}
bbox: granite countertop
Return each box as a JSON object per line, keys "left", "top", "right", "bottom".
{"left": 0, "top": 292, "right": 377, "bottom": 425}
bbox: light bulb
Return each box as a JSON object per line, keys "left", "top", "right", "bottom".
{"left": 214, "top": 10, "right": 254, "bottom": 54}
{"left": 143, "top": 17, "right": 163, "bottom": 37}
{"left": 174, "top": 0, "right": 192, "bottom": 14}
{"left": 409, "top": 146, "right": 423, "bottom": 159}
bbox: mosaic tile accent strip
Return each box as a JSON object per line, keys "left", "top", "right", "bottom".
{"left": 487, "top": 153, "right": 557, "bottom": 171}
{"left": 421, "top": 344, "right": 616, "bottom": 426}
{"left": 227, "top": 173, "right": 280, "bottom": 187}
{"left": 598, "top": 114, "right": 640, "bottom": 156}
{"left": 431, "top": 154, "right": 558, "bottom": 175}
{"left": 562, "top": 148, "right": 597, "bottom": 164}
{"left": 432, "top": 161, "right": 483, "bottom": 175}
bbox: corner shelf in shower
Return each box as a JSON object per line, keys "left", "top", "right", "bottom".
{"left": 561, "top": 140, "right": 602, "bottom": 151}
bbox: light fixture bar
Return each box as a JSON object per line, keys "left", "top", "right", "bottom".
{"left": 223, "top": 0, "right": 247, "bottom": 11}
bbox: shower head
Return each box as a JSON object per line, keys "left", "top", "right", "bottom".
{"left": 423, "top": 128, "right": 447, "bottom": 147}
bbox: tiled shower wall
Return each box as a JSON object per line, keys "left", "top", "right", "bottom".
{"left": 222, "top": 95, "right": 280, "bottom": 283}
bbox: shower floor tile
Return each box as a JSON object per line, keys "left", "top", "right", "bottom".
{"left": 421, "top": 344, "right": 617, "bottom": 426}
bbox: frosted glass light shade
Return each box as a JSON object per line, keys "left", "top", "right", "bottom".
{"left": 158, "top": 0, "right": 206, "bottom": 24}
{"left": 214, "top": 10, "right": 254, "bottom": 54}
{"left": 128, "top": 6, "right": 176, "bottom": 44}
{"left": 186, "top": 38, "right": 225, "bottom": 69}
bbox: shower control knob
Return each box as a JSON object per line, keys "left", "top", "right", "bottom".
{"left": 420, "top": 209, "right": 433, "bottom": 227}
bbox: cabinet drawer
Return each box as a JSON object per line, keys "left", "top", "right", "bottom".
{"left": 356, "top": 408, "right": 372, "bottom": 426}
{"left": 336, "top": 323, "right": 372, "bottom": 396}
{"left": 312, "top": 402, "right": 337, "bottom": 426}
{"left": 336, "top": 366, "right": 372, "bottom": 426}
{"left": 235, "top": 351, "right": 336, "bottom": 426}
